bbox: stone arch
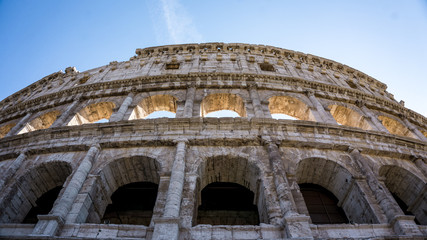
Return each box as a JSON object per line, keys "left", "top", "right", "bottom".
{"left": 200, "top": 93, "right": 246, "bottom": 117}
{"left": 195, "top": 155, "right": 267, "bottom": 225}
{"left": 422, "top": 130, "right": 427, "bottom": 138}
{"left": 86, "top": 156, "right": 161, "bottom": 225}
{"left": 379, "top": 165, "right": 426, "bottom": 224}
{"left": 0, "top": 161, "right": 72, "bottom": 223}
{"left": 0, "top": 122, "right": 16, "bottom": 138}
{"left": 268, "top": 95, "right": 315, "bottom": 121}
{"left": 328, "top": 104, "right": 372, "bottom": 130}
{"left": 18, "top": 110, "right": 61, "bottom": 134}
{"left": 129, "top": 95, "right": 177, "bottom": 120}
{"left": 68, "top": 102, "right": 115, "bottom": 126}
{"left": 296, "top": 157, "right": 378, "bottom": 224}
{"left": 378, "top": 115, "right": 416, "bottom": 138}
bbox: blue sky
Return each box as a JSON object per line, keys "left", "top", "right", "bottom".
{"left": 0, "top": 0, "right": 426, "bottom": 116}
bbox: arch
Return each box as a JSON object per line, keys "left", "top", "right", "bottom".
{"left": 67, "top": 102, "right": 115, "bottom": 126}
{"left": 195, "top": 155, "right": 266, "bottom": 225}
{"left": 378, "top": 115, "right": 416, "bottom": 138}
{"left": 18, "top": 110, "right": 61, "bottom": 134}
{"left": 129, "top": 95, "right": 177, "bottom": 120}
{"left": 200, "top": 93, "right": 246, "bottom": 117}
{"left": 0, "top": 161, "right": 72, "bottom": 223}
{"left": 422, "top": 130, "right": 427, "bottom": 138}
{"left": 299, "top": 183, "right": 348, "bottom": 224}
{"left": 0, "top": 122, "right": 16, "bottom": 138}
{"left": 86, "top": 156, "right": 161, "bottom": 225}
{"left": 296, "top": 158, "right": 377, "bottom": 224}
{"left": 379, "top": 165, "right": 426, "bottom": 224}
{"left": 329, "top": 104, "right": 372, "bottom": 130}
{"left": 268, "top": 96, "right": 315, "bottom": 121}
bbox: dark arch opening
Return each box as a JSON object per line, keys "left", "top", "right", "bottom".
{"left": 101, "top": 182, "right": 158, "bottom": 226}
{"left": 300, "top": 183, "right": 348, "bottom": 224}
{"left": 392, "top": 193, "right": 421, "bottom": 225}
{"left": 22, "top": 186, "right": 62, "bottom": 223}
{"left": 197, "top": 182, "right": 259, "bottom": 225}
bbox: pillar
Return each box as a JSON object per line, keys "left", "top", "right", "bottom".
{"left": 32, "top": 144, "right": 101, "bottom": 236}
{"left": 356, "top": 101, "right": 389, "bottom": 132}
{"left": 262, "top": 136, "right": 312, "bottom": 238}
{"left": 412, "top": 157, "right": 427, "bottom": 177}
{"left": 349, "top": 148, "right": 422, "bottom": 236}
{"left": 51, "top": 99, "right": 81, "bottom": 127}
{"left": 183, "top": 84, "right": 196, "bottom": 118}
{"left": 153, "top": 139, "right": 187, "bottom": 240}
{"left": 248, "top": 82, "right": 264, "bottom": 118}
{"left": 5, "top": 112, "right": 32, "bottom": 137}
{"left": 109, "top": 92, "right": 135, "bottom": 122}
{"left": 0, "top": 152, "right": 26, "bottom": 192}
{"left": 401, "top": 116, "right": 427, "bottom": 141}
{"left": 305, "top": 91, "right": 336, "bottom": 124}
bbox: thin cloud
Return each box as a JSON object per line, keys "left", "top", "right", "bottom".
{"left": 160, "top": 0, "right": 203, "bottom": 44}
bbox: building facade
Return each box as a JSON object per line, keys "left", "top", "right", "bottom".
{"left": 0, "top": 43, "right": 426, "bottom": 239}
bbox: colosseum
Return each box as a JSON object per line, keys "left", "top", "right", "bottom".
{"left": 0, "top": 43, "right": 426, "bottom": 240}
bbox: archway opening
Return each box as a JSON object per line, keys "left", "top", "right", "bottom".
{"left": 268, "top": 96, "right": 315, "bottom": 121}
{"left": 205, "top": 110, "right": 240, "bottom": 118}
{"left": 129, "top": 95, "right": 177, "bottom": 120}
{"left": 0, "top": 123, "right": 16, "bottom": 138}
{"left": 197, "top": 182, "right": 259, "bottom": 225}
{"left": 329, "top": 105, "right": 372, "bottom": 130}
{"left": 68, "top": 102, "right": 115, "bottom": 126}
{"left": 200, "top": 93, "right": 246, "bottom": 117}
{"left": 22, "top": 186, "right": 62, "bottom": 223}
{"left": 101, "top": 182, "right": 158, "bottom": 225}
{"left": 379, "top": 165, "right": 425, "bottom": 224}
{"left": 378, "top": 116, "right": 416, "bottom": 138}
{"left": 18, "top": 110, "right": 61, "bottom": 134}
{"left": 300, "top": 183, "right": 348, "bottom": 224}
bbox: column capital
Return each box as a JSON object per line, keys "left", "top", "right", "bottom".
{"left": 260, "top": 135, "right": 280, "bottom": 147}
{"left": 89, "top": 143, "right": 101, "bottom": 150}
{"left": 173, "top": 137, "right": 188, "bottom": 144}
{"left": 304, "top": 89, "right": 315, "bottom": 97}
{"left": 355, "top": 100, "right": 366, "bottom": 108}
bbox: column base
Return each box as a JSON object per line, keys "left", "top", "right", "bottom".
{"left": 152, "top": 217, "right": 180, "bottom": 240}
{"left": 390, "top": 215, "right": 423, "bottom": 236}
{"left": 283, "top": 214, "right": 313, "bottom": 239}
{"left": 31, "top": 214, "right": 64, "bottom": 236}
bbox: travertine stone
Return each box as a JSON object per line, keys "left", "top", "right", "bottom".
{"left": 0, "top": 43, "right": 425, "bottom": 240}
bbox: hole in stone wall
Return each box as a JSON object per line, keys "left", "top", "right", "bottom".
{"left": 268, "top": 96, "right": 315, "bottom": 121}
{"left": 129, "top": 95, "right": 177, "bottom": 120}
{"left": 329, "top": 105, "right": 373, "bottom": 130}
{"left": 68, "top": 102, "right": 115, "bottom": 126}
{"left": 200, "top": 93, "right": 246, "bottom": 117}
{"left": 197, "top": 182, "right": 259, "bottom": 225}
{"left": 300, "top": 183, "right": 348, "bottom": 224}
{"left": 101, "top": 182, "right": 158, "bottom": 226}
{"left": 22, "top": 186, "right": 62, "bottom": 223}
{"left": 259, "top": 63, "right": 275, "bottom": 72}
{"left": 205, "top": 110, "right": 240, "bottom": 118}
{"left": 18, "top": 110, "right": 61, "bottom": 134}
{"left": 165, "top": 63, "right": 180, "bottom": 70}
{"left": 378, "top": 115, "right": 416, "bottom": 138}
{"left": 271, "top": 113, "right": 298, "bottom": 120}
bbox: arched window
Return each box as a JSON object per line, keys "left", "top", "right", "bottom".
{"left": 268, "top": 96, "right": 315, "bottom": 121}
{"left": 102, "top": 182, "right": 158, "bottom": 225}
{"left": 197, "top": 182, "right": 259, "bottom": 225}
{"left": 379, "top": 165, "right": 425, "bottom": 224}
{"left": 300, "top": 183, "right": 348, "bottom": 224}
{"left": 68, "top": 102, "right": 115, "bottom": 126}
{"left": 200, "top": 93, "right": 246, "bottom": 117}
{"left": 378, "top": 116, "right": 416, "bottom": 138}
{"left": 22, "top": 186, "right": 62, "bottom": 223}
{"left": 18, "top": 110, "right": 61, "bottom": 134}
{"left": 329, "top": 105, "right": 372, "bottom": 130}
{"left": 129, "top": 95, "right": 177, "bottom": 120}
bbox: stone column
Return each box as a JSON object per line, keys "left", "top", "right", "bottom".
{"left": 262, "top": 136, "right": 312, "bottom": 238}
{"left": 401, "top": 116, "right": 427, "bottom": 141}
{"left": 153, "top": 139, "right": 187, "bottom": 240}
{"left": 248, "top": 83, "right": 264, "bottom": 118}
{"left": 305, "top": 91, "right": 336, "bottom": 124}
{"left": 183, "top": 84, "right": 196, "bottom": 118}
{"left": 411, "top": 157, "right": 427, "bottom": 177}
{"left": 32, "top": 144, "right": 101, "bottom": 236}
{"left": 51, "top": 99, "right": 81, "bottom": 127}
{"left": 109, "top": 92, "right": 135, "bottom": 122}
{"left": 348, "top": 148, "right": 422, "bottom": 236}
{"left": 356, "top": 101, "right": 389, "bottom": 132}
{"left": 5, "top": 112, "right": 32, "bottom": 137}
{"left": 179, "top": 173, "right": 198, "bottom": 229}
{"left": 0, "top": 152, "right": 26, "bottom": 192}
